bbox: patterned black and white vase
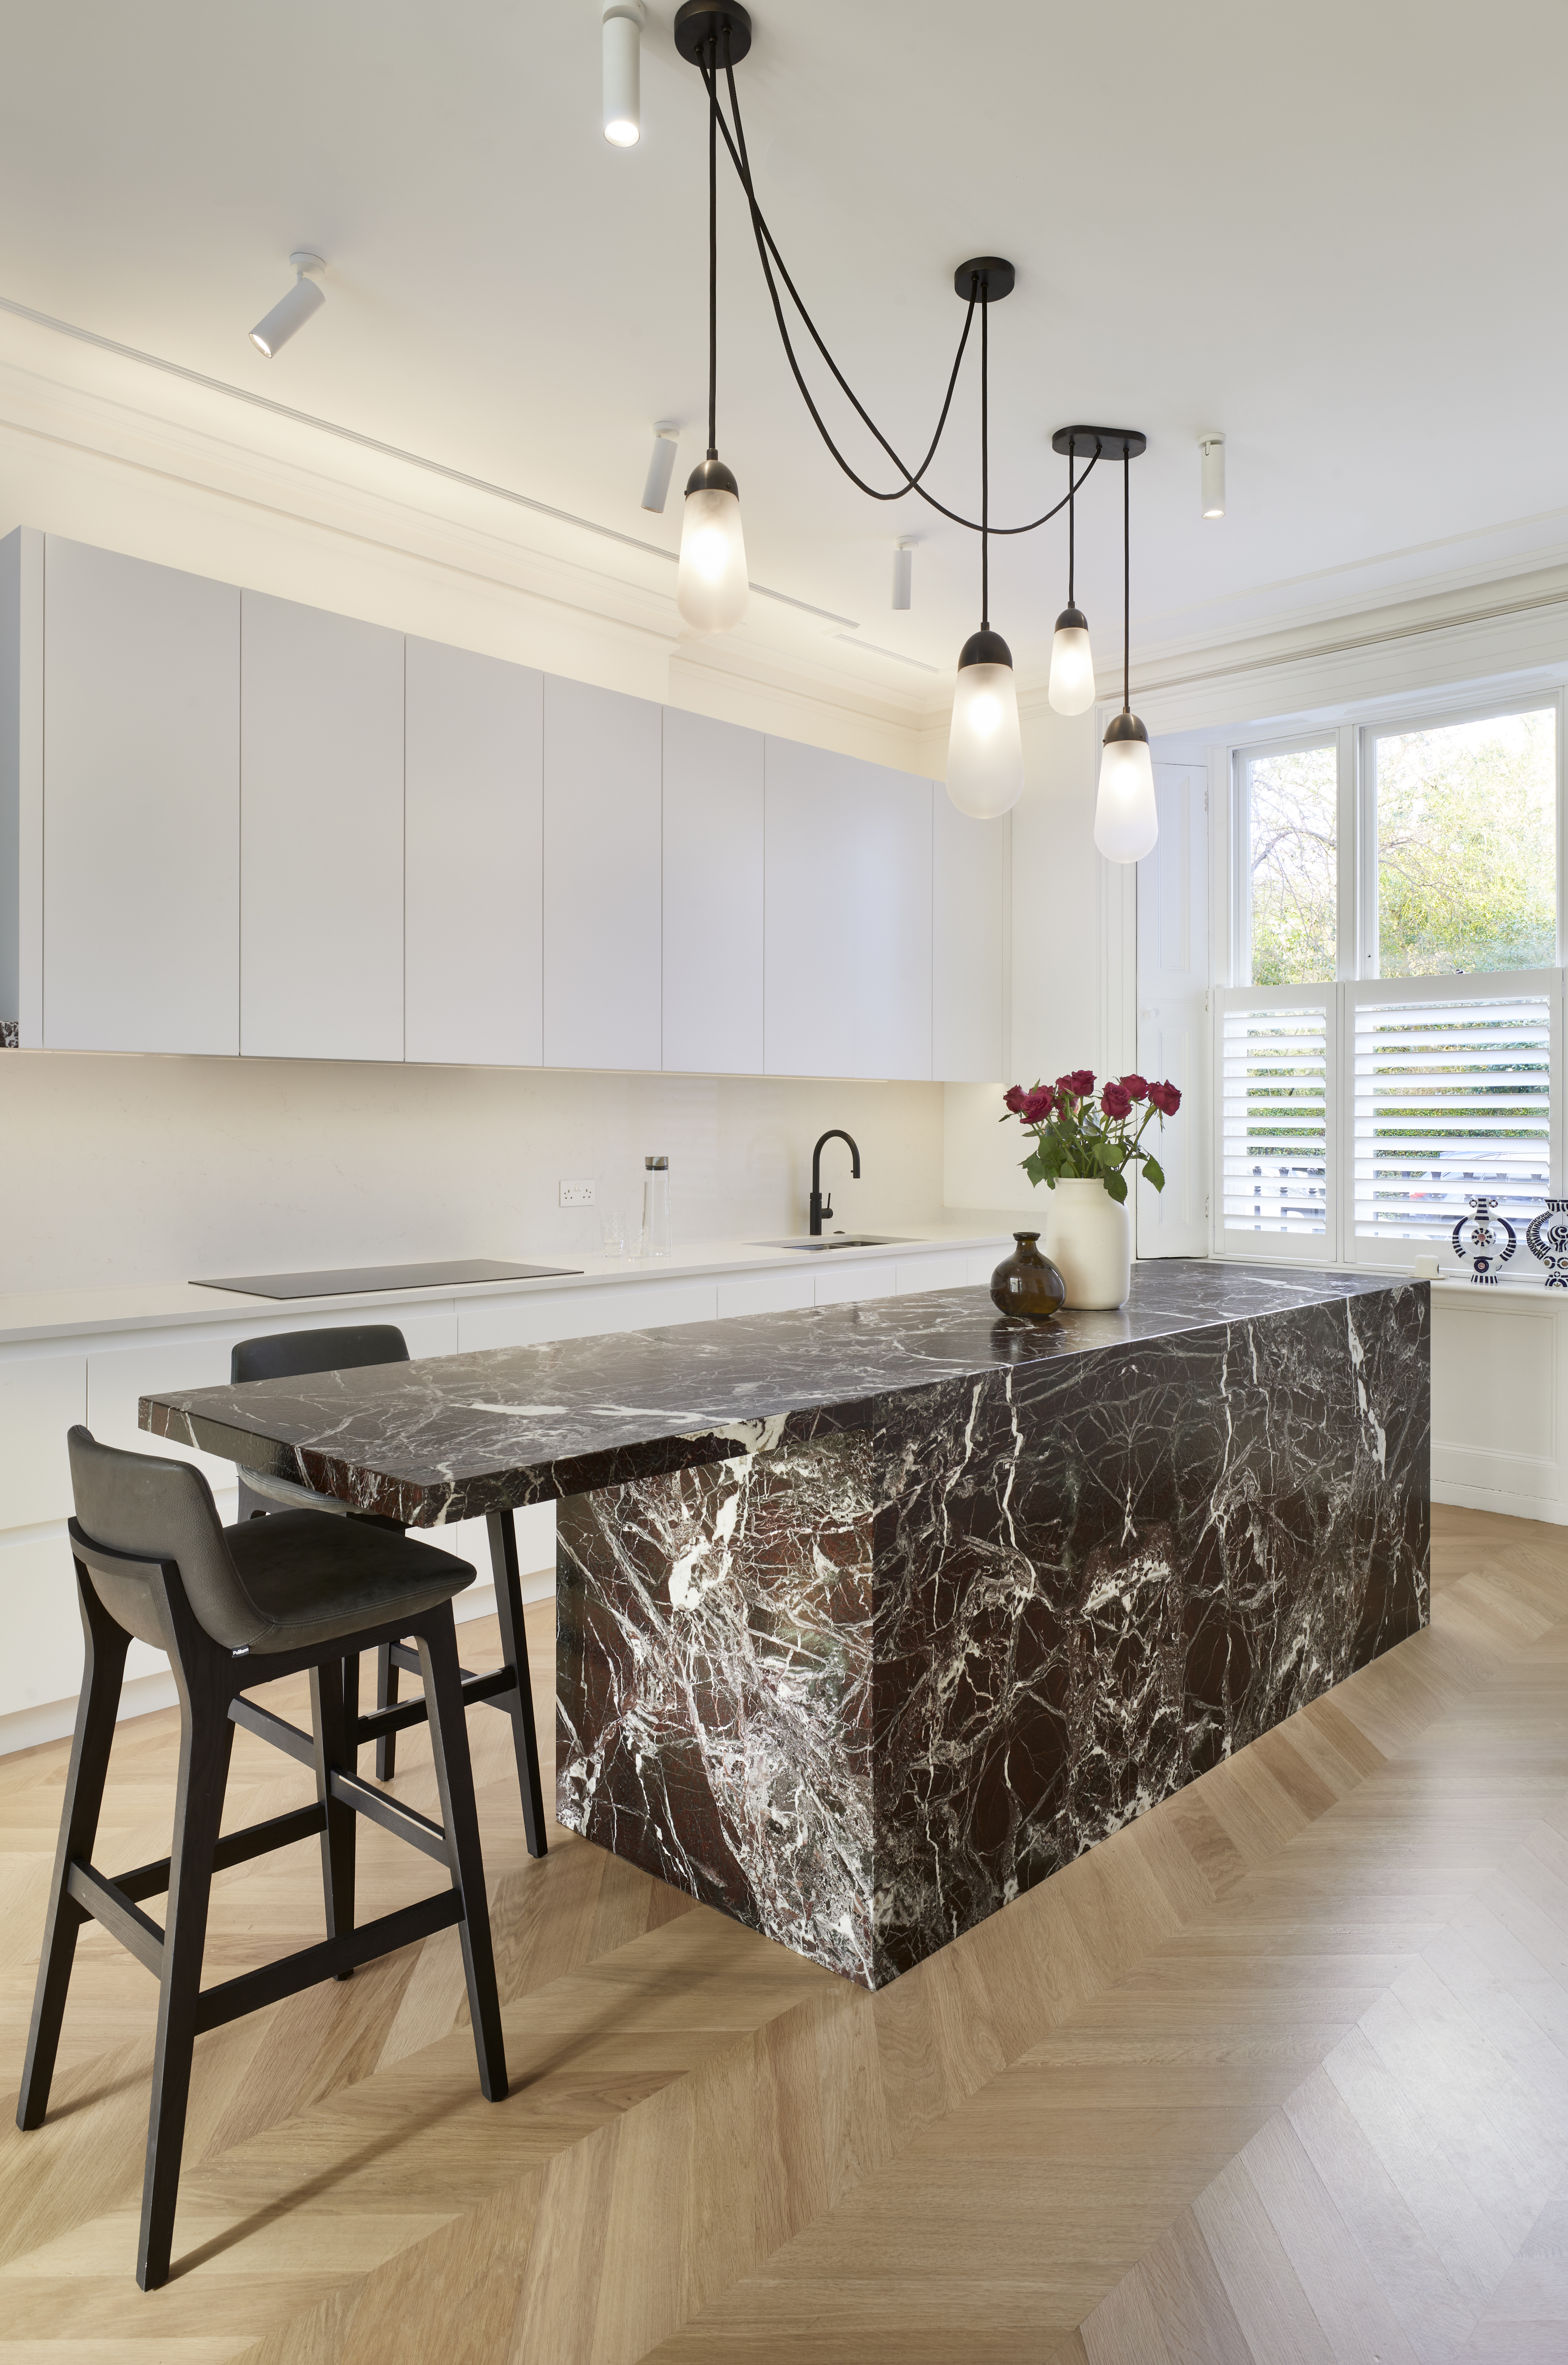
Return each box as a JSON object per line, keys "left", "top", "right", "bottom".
{"left": 1450, "top": 1194, "right": 1516, "bottom": 1285}
{"left": 1526, "top": 1198, "right": 1568, "bottom": 1288}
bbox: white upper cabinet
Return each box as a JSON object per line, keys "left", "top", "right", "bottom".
{"left": 43, "top": 538, "right": 240, "bottom": 1055}
{"left": 662, "top": 707, "right": 764, "bottom": 1074}
{"left": 405, "top": 638, "right": 544, "bottom": 1068}
{"left": 240, "top": 593, "right": 405, "bottom": 1063}
{"left": 542, "top": 675, "right": 662, "bottom": 1072}
{"left": 932, "top": 792, "right": 1006, "bottom": 1082}
{"left": 764, "top": 738, "right": 933, "bottom": 1081}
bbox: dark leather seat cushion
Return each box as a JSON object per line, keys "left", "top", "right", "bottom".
{"left": 225, "top": 1510, "right": 475, "bottom": 1655}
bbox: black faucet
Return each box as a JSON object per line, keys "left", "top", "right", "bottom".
{"left": 809, "top": 1129, "right": 861, "bottom": 1235}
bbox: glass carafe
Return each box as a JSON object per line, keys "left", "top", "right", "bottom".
{"left": 639, "top": 1156, "right": 670, "bottom": 1259}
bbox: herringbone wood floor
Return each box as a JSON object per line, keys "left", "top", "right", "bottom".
{"left": 2, "top": 1505, "right": 1566, "bottom": 2361}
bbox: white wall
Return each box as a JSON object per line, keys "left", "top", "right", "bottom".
{"left": 0, "top": 1053, "right": 948, "bottom": 1297}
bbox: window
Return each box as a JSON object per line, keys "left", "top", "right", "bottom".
{"left": 1218, "top": 694, "right": 1566, "bottom": 1269}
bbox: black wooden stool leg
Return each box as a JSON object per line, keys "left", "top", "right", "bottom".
{"left": 138, "top": 1664, "right": 235, "bottom": 2291}
{"left": 374, "top": 1640, "right": 399, "bottom": 1781}
{"left": 417, "top": 1616, "right": 508, "bottom": 2102}
{"left": 17, "top": 1566, "right": 130, "bottom": 2131}
{"left": 311, "top": 1658, "right": 357, "bottom": 1976}
{"left": 485, "top": 1511, "right": 547, "bottom": 1859}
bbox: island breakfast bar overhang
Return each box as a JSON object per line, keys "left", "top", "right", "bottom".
{"left": 140, "top": 1265, "right": 1430, "bottom": 1991}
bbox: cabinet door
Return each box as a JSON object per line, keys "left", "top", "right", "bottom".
{"left": 405, "top": 638, "right": 543, "bottom": 1067}
{"left": 240, "top": 593, "right": 405, "bottom": 1062}
{"left": 43, "top": 538, "right": 240, "bottom": 1054}
{"left": 662, "top": 707, "right": 763, "bottom": 1074}
{"left": 764, "top": 739, "right": 933, "bottom": 1080}
{"left": 932, "top": 792, "right": 1006, "bottom": 1081}
{"left": 542, "top": 676, "right": 662, "bottom": 1071}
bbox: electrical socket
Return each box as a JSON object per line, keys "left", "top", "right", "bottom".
{"left": 559, "top": 1179, "right": 596, "bottom": 1208}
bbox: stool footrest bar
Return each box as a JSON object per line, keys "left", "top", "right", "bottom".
{"left": 66, "top": 1862, "right": 165, "bottom": 1976}
{"left": 193, "top": 1893, "right": 464, "bottom": 2034}
{"left": 229, "top": 1695, "right": 316, "bottom": 1769}
{"left": 116, "top": 1802, "right": 329, "bottom": 1903}
{"left": 329, "top": 1768, "right": 450, "bottom": 1864}
{"left": 354, "top": 1663, "right": 515, "bottom": 1749}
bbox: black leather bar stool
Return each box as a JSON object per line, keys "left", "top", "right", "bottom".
{"left": 229, "top": 1325, "right": 547, "bottom": 1858}
{"left": 17, "top": 1427, "right": 508, "bottom": 2292}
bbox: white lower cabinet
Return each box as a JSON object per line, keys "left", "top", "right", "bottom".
{"left": 240, "top": 592, "right": 406, "bottom": 1062}
{"left": 764, "top": 737, "right": 934, "bottom": 1081}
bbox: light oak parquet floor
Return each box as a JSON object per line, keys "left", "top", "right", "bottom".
{"left": 1, "top": 1504, "right": 1566, "bottom": 2361}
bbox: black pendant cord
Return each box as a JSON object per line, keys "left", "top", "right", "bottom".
{"left": 1123, "top": 452, "right": 1131, "bottom": 713}
{"left": 710, "top": 57, "right": 1098, "bottom": 537}
{"left": 1067, "top": 444, "right": 1076, "bottom": 606}
{"left": 980, "top": 293, "right": 989, "bottom": 628}
{"left": 706, "top": 35, "right": 718, "bottom": 456}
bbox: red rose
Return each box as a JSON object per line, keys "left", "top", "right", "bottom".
{"left": 1003, "top": 1085, "right": 1028, "bottom": 1114}
{"left": 1101, "top": 1081, "right": 1133, "bottom": 1120}
{"left": 1056, "top": 1069, "right": 1095, "bottom": 1100}
{"left": 1021, "top": 1086, "right": 1056, "bottom": 1124}
{"left": 1148, "top": 1080, "right": 1182, "bottom": 1117}
{"left": 1118, "top": 1073, "right": 1149, "bottom": 1102}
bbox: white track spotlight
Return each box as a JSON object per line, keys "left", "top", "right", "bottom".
{"left": 603, "top": 0, "right": 646, "bottom": 145}
{"left": 642, "top": 424, "right": 680, "bottom": 513}
{"left": 249, "top": 253, "right": 326, "bottom": 358}
{"left": 892, "top": 539, "right": 914, "bottom": 611}
{"left": 1200, "top": 433, "right": 1225, "bottom": 518}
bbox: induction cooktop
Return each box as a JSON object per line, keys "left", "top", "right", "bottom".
{"left": 193, "top": 1258, "right": 582, "bottom": 1300}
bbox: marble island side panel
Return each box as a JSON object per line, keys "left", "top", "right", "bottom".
{"left": 556, "top": 1281, "right": 1429, "bottom": 1989}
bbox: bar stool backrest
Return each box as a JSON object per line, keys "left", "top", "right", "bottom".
{"left": 66, "top": 1427, "right": 269, "bottom": 1654}
{"left": 231, "top": 1324, "right": 410, "bottom": 1386}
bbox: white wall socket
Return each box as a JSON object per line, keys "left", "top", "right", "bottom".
{"left": 559, "top": 1179, "right": 596, "bottom": 1208}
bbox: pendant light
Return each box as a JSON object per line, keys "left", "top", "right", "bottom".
{"left": 1094, "top": 442, "right": 1158, "bottom": 864}
{"left": 676, "top": 12, "right": 749, "bottom": 633}
{"left": 946, "top": 264, "right": 1023, "bottom": 820}
{"left": 1047, "top": 435, "right": 1095, "bottom": 716}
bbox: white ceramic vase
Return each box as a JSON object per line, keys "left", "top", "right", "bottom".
{"left": 1043, "top": 1177, "right": 1132, "bottom": 1310}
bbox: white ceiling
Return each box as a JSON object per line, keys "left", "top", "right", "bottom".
{"left": 1, "top": 0, "right": 1563, "bottom": 695}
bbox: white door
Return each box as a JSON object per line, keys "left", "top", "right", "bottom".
{"left": 541, "top": 676, "right": 662, "bottom": 1072}
{"left": 405, "top": 637, "right": 544, "bottom": 1068}
{"left": 933, "top": 792, "right": 1005, "bottom": 1082}
{"left": 43, "top": 538, "right": 240, "bottom": 1054}
{"left": 764, "top": 739, "right": 933, "bottom": 1080}
{"left": 240, "top": 593, "right": 405, "bottom": 1062}
{"left": 1135, "top": 761, "right": 1209, "bottom": 1256}
{"left": 662, "top": 707, "right": 764, "bottom": 1074}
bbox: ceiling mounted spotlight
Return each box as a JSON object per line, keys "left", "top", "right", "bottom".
{"left": 603, "top": 0, "right": 646, "bottom": 146}
{"left": 1200, "top": 433, "right": 1225, "bottom": 518}
{"left": 642, "top": 424, "right": 680, "bottom": 513}
{"left": 892, "top": 539, "right": 913, "bottom": 612}
{"left": 249, "top": 252, "right": 326, "bottom": 359}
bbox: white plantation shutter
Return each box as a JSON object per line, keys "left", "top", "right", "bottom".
{"left": 1215, "top": 986, "right": 1336, "bottom": 1259}
{"left": 1348, "top": 973, "right": 1560, "bottom": 1259}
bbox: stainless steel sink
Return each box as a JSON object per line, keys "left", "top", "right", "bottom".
{"left": 756, "top": 1235, "right": 914, "bottom": 1252}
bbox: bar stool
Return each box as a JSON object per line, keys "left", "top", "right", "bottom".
{"left": 17, "top": 1427, "right": 508, "bottom": 2292}
{"left": 229, "top": 1324, "right": 547, "bottom": 1857}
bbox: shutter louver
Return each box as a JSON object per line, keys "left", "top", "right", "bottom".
{"left": 1220, "top": 998, "right": 1330, "bottom": 1238}
{"left": 1352, "top": 988, "right": 1553, "bottom": 1248}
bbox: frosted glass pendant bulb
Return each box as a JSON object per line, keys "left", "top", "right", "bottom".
{"left": 677, "top": 457, "right": 749, "bottom": 632}
{"left": 1047, "top": 604, "right": 1095, "bottom": 716}
{"left": 946, "top": 628, "right": 1024, "bottom": 819}
{"left": 1095, "top": 712, "right": 1158, "bottom": 862}
{"left": 602, "top": 0, "right": 645, "bottom": 144}
{"left": 249, "top": 253, "right": 326, "bottom": 359}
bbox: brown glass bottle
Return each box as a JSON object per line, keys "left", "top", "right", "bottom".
{"left": 989, "top": 1231, "right": 1066, "bottom": 1324}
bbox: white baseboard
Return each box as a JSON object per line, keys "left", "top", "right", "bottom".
{"left": 1432, "top": 1480, "right": 1568, "bottom": 1528}
{"left": 0, "top": 1568, "right": 555, "bottom": 1760}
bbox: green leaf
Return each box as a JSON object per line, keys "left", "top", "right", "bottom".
{"left": 1142, "top": 1154, "right": 1165, "bottom": 1193}
{"left": 1103, "top": 1169, "right": 1128, "bottom": 1204}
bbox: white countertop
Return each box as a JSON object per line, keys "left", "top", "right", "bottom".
{"left": 0, "top": 1221, "right": 1019, "bottom": 1347}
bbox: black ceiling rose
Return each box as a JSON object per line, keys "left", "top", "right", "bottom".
{"left": 673, "top": 1, "right": 754, "bottom": 65}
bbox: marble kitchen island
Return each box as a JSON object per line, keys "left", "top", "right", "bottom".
{"left": 142, "top": 1263, "right": 1429, "bottom": 1990}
